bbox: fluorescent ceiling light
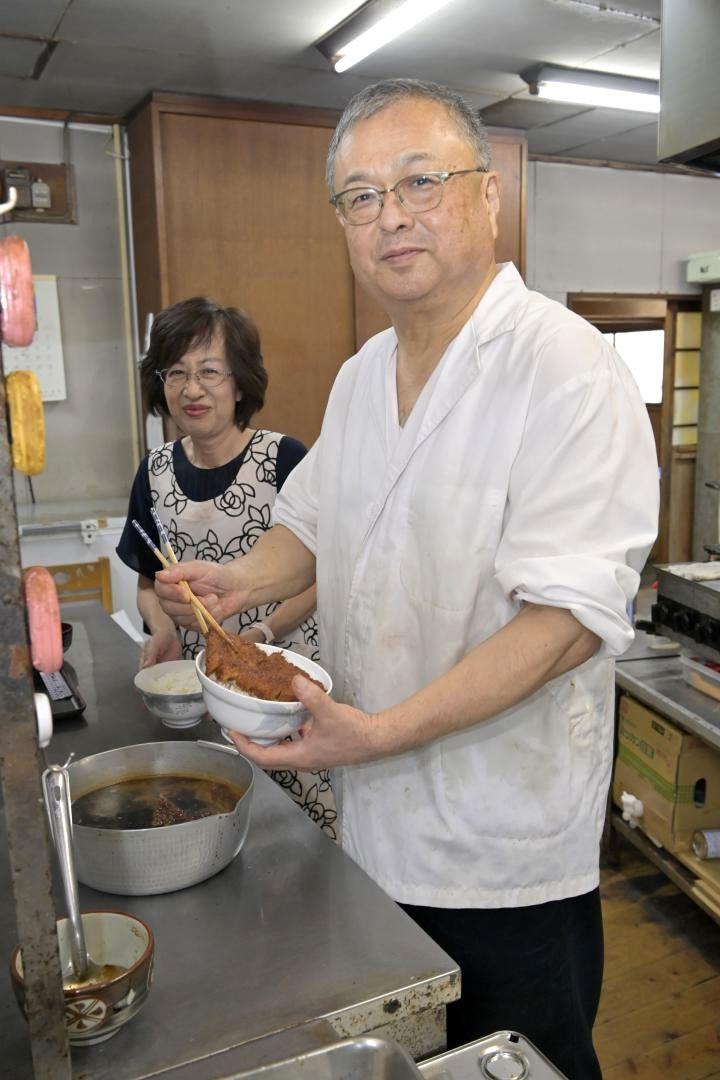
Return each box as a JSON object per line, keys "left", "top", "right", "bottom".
{"left": 537, "top": 80, "right": 659, "bottom": 113}
{"left": 316, "top": 0, "right": 456, "bottom": 74}
{"left": 522, "top": 64, "right": 660, "bottom": 114}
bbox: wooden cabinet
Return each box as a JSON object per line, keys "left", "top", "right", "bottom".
{"left": 128, "top": 93, "right": 526, "bottom": 445}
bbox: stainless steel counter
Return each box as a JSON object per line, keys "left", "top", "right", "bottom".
{"left": 0, "top": 604, "right": 459, "bottom": 1079}
{"left": 616, "top": 636, "right": 720, "bottom": 750}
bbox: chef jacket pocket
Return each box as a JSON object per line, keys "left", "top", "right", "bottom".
{"left": 440, "top": 681, "right": 593, "bottom": 842}
{"left": 399, "top": 486, "right": 506, "bottom": 611}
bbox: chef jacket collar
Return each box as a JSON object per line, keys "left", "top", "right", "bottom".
{"left": 379, "top": 261, "right": 528, "bottom": 381}
{"left": 365, "top": 264, "right": 524, "bottom": 496}
{"left": 409, "top": 262, "right": 528, "bottom": 440}
{"left": 469, "top": 262, "right": 528, "bottom": 352}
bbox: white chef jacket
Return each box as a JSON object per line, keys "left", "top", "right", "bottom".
{"left": 274, "top": 263, "right": 659, "bottom": 908}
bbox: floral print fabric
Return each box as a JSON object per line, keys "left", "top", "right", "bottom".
{"left": 147, "top": 431, "right": 337, "bottom": 841}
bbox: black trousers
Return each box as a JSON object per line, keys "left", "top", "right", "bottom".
{"left": 400, "top": 887, "right": 604, "bottom": 1080}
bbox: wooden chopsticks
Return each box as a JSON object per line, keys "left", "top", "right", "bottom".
{"left": 146, "top": 509, "right": 211, "bottom": 636}
{"left": 131, "top": 515, "right": 235, "bottom": 646}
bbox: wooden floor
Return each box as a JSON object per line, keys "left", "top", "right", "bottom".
{"left": 597, "top": 836, "right": 720, "bottom": 1078}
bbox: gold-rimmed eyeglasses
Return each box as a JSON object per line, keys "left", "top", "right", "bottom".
{"left": 156, "top": 366, "right": 233, "bottom": 389}
{"left": 330, "top": 167, "right": 487, "bottom": 225}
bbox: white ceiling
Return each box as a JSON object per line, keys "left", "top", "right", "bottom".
{"left": 0, "top": 0, "right": 668, "bottom": 165}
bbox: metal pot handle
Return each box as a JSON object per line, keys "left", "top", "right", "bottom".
{"left": 41, "top": 763, "right": 88, "bottom": 981}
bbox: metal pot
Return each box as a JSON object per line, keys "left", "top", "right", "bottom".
{"left": 66, "top": 742, "right": 254, "bottom": 896}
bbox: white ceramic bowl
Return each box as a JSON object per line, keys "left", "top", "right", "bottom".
{"left": 196, "top": 645, "right": 332, "bottom": 745}
{"left": 134, "top": 660, "right": 206, "bottom": 729}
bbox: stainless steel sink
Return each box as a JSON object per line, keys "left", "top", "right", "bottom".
{"left": 231, "top": 1035, "right": 423, "bottom": 1079}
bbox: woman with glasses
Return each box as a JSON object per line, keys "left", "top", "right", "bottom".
{"left": 116, "top": 296, "right": 336, "bottom": 838}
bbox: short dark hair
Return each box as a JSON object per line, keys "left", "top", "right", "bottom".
{"left": 326, "top": 78, "right": 491, "bottom": 191}
{"left": 140, "top": 297, "right": 268, "bottom": 429}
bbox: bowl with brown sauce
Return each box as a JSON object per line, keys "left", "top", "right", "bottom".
{"left": 10, "top": 911, "right": 154, "bottom": 1045}
{"left": 66, "top": 742, "right": 254, "bottom": 895}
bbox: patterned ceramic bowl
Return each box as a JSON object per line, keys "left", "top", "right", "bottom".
{"left": 10, "top": 911, "right": 154, "bottom": 1046}
{"left": 196, "top": 645, "right": 332, "bottom": 746}
{"left": 134, "top": 659, "right": 206, "bottom": 728}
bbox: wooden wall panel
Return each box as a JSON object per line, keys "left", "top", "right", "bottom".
{"left": 667, "top": 450, "right": 696, "bottom": 562}
{"left": 157, "top": 113, "right": 355, "bottom": 448}
{"left": 127, "top": 104, "right": 167, "bottom": 346}
{"left": 488, "top": 131, "right": 527, "bottom": 276}
{"left": 353, "top": 129, "right": 527, "bottom": 349}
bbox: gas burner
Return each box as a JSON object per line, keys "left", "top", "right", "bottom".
{"left": 653, "top": 563, "right": 720, "bottom": 662}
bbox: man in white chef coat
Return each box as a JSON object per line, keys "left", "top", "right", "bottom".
{"left": 156, "top": 79, "right": 659, "bottom": 1077}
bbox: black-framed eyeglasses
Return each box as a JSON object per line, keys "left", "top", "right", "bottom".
{"left": 156, "top": 366, "right": 233, "bottom": 389}
{"left": 330, "top": 167, "right": 487, "bottom": 225}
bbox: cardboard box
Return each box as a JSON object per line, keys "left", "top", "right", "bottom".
{"left": 613, "top": 694, "right": 720, "bottom": 854}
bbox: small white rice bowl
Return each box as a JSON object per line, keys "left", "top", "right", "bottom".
{"left": 134, "top": 659, "right": 206, "bottom": 729}
{"left": 195, "top": 645, "right": 332, "bottom": 746}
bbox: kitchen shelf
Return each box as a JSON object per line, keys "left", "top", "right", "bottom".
{"left": 611, "top": 812, "right": 720, "bottom": 927}
{"left": 612, "top": 641, "right": 720, "bottom": 925}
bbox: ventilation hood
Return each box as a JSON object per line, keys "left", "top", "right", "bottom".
{"left": 658, "top": 0, "right": 720, "bottom": 172}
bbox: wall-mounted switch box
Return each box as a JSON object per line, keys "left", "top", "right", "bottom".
{"left": 3, "top": 167, "right": 32, "bottom": 208}
{"left": 687, "top": 250, "right": 720, "bottom": 284}
{"left": 0, "top": 160, "right": 74, "bottom": 224}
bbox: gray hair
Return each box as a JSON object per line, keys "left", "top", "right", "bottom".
{"left": 326, "top": 78, "right": 491, "bottom": 192}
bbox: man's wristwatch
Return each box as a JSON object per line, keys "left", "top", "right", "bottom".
{"left": 254, "top": 621, "right": 275, "bottom": 645}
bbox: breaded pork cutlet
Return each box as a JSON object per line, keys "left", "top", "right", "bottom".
{"left": 204, "top": 629, "right": 325, "bottom": 702}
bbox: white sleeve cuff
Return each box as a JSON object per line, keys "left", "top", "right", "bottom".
{"left": 271, "top": 502, "right": 318, "bottom": 556}
{"left": 496, "top": 555, "right": 639, "bottom": 658}
{"left": 271, "top": 444, "right": 320, "bottom": 555}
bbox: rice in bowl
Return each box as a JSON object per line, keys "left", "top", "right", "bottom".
{"left": 152, "top": 670, "right": 201, "bottom": 695}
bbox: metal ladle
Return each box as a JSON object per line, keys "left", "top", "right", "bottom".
{"left": 42, "top": 762, "right": 103, "bottom": 985}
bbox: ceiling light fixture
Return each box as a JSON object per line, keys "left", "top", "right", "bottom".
{"left": 522, "top": 64, "right": 660, "bottom": 114}
{"left": 316, "top": 0, "right": 457, "bottom": 74}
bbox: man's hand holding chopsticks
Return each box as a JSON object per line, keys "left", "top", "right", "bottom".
{"left": 155, "top": 525, "right": 317, "bottom": 629}
{"left": 155, "top": 560, "right": 251, "bottom": 628}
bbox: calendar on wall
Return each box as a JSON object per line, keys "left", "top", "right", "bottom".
{"left": 3, "top": 274, "right": 67, "bottom": 401}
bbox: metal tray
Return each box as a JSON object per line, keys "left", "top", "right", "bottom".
{"left": 419, "top": 1030, "right": 568, "bottom": 1080}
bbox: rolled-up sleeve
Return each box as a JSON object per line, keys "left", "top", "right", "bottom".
{"left": 272, "top": 439, "right": 320, "bottom": 554}
{"left": 494, "top": 336, "right": 659, "bottom": 657}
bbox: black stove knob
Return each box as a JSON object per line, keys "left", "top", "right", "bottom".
{"left": 673, "top": 609, "right": 696, "bottom": 636}
{"left": 696, "top": 619, "right": 720, "bottom": 648}
{"left": 652, "top": 601, "right": 671, "bottom": 627}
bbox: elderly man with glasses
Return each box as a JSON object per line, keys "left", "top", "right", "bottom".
{"left": 156, "top": 79, "right": 658, "bottom": 1077}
